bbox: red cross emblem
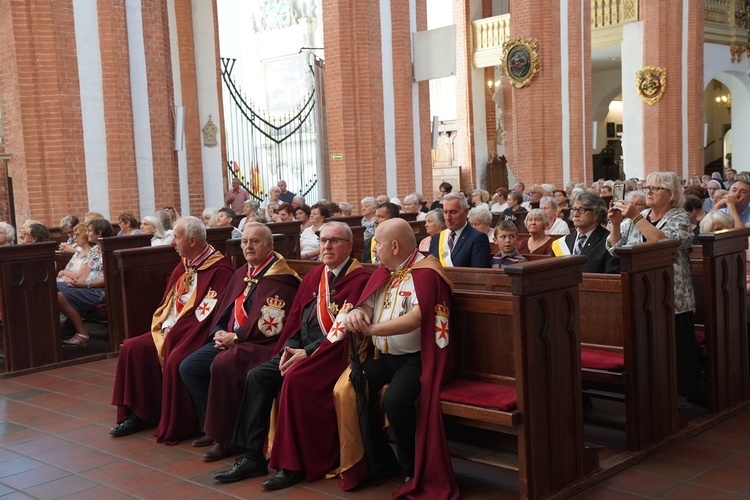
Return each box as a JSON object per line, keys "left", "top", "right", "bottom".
{"left": 262, "top": 315, "right": 279, "bottom": 331}
{"left": 436, "top": 319, "right": 448, "bottom": 341}
{"left": 329, "top": 321, "right": 345, "bottom": 341}
{"left": 197, "top": 301, "right": 211, "bottom": 317}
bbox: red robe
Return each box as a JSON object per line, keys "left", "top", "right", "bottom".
{"left": 337, "top": 256, "right": 458, "bottom": 499}
{"left": 111, "top": 251, "right": 234, "bottom": 445}
{"left": 204, "top": 256, "right": 300, "bottom": 448}
{"left": 268, "top": 260, "right": 370, "bottom": 482}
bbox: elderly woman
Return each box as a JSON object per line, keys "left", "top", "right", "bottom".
{"left": 22, "top": 223, "right": 50, "bottom": 243}
{"left": 58, "top": 224, "right": 97, "bottom": 280}
{"left": 59, "top": 219, "right": 113, "bottom": 347}
{"left": 140, "top": 215, "right": 174, "bottom": 246}
{"left": 117, "top": 213, "right": 141, "bottom": 236}
{"left": 59, "top": 215, "right": 80, "bottom": 251}
{"left": 517, "top": 208, "right": 554, "bottom": 255}
{"left": 468, "top": 205, "right": 495, "bottom": 244}
{"left": 702, "top": 179, "right": 723, "bottom": 212}
{"left": 540, "top": 197, "right": 570, "bottom": 235}
{"left": 0, "top": 222, "right": 16, "bottom": 245}
{"left": 470, "top": 189, "right": 490, "bottom": 210}
{"left": 300, "top": 203, "right": 329, "bottom": 260}
{"left": 607, "top": 171, "right": 700, "bottom": 402}
{"left": 419, "top": 209, "right": 446, "bottom": 253}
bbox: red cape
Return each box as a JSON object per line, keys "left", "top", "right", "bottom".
{"left": 349, "top": 256, "right": 459, "bottom": 499}
{"left": 204, "top": 258, "right": 300, "bottom": 447}
{"left": 269, "top": 261, "right": 370, "bottom": 481}
{"left": 112, "top": 255, "right": 234, "bottom": 445}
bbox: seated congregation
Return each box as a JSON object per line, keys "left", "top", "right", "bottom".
{"left": 1, "top": 171, "right": 749, "bottom": 498}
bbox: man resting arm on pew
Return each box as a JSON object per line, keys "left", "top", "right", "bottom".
{"left": 342, "top": 218, "right": 459, "bottom": 499}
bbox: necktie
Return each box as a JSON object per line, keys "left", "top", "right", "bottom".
{"left": 448, "top": 231, "right": 457, "bottom": 252}
{"left": 574, "top": 233, "right": 586, "bottom": 255}
{"left": 327, "top": 271, "right": 335, "bottom": 287}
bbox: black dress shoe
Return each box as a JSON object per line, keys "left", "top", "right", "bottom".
{"left": 260, "top": 468, "right": 304, "bottom": 490}
{"left": 202, "top": 442, "right": 234, "bottom": 462}
{"left": 213, "top": 456, "right": 268, "bottom": 483}
{"left": 192, "top": 434, "right": 213, "bottom": 447}
{"left": 109, "top": 414, "right": 151, "bottom": 437}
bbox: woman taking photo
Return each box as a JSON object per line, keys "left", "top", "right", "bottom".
{"left": 607, "top": 171, "right": 699, "bottom": 402}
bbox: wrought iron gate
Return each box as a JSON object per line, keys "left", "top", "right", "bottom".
{"left": 220, "top": 57, "right": 322, "bottom": 203}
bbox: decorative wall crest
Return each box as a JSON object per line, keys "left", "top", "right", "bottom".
{"left": 503, "top": 37, "right": 540, "bottom": 89}
{"left": 202, "top": 115, "right": 218, "bottom": 147}
{"left": 636, "top": 66, "right": 667, "bottom": 105}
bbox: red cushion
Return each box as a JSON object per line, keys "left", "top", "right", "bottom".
{"left": 580, "top": 347, "right": 624, "bottom": 370}
{"left": 440, "top": 378, "right": 517, "bottom": 411}
{"left": 694, "top": 326, "right": 705, "bottom": 345}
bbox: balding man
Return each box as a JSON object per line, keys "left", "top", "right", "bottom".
{"left": 213, "top": 222, "right": 370, "bottom": 486}
{"left": 179, "top": 223, "right": 300, "bottom": 461}
{"left": 277, "top": 179, "right": 295, "bottom": 203}
{"left": 338, "top": 218, "right": 458, "bottom": 498}
{"left": 110, "top": 217, "right": 235, "bottom": 444}
{"left": 429, "top": 192, "right": 491, "bottom": 268}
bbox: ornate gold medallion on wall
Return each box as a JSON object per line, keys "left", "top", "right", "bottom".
{"left": 502, "top": 37, "right": 539, "bottom": 89}
{"left": 635, "top": 66, "right": 667, "bottom": 105}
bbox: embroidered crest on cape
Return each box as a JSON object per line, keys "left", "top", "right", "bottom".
{"left": 327, "top": 301, "right": 353, "bottom": 343}
{"left": 434, "top": 303, "right": 450, "bottom": 349}
{"left": 195, "top": 288, "right": 218, "bottom": 322}
{"left": 258, "top": 295, "right": 286, "bottom": 337}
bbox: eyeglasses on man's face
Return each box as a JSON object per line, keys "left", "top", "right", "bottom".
{"left": 319, "top": 237, "right": 350, "bottom": 245}
{"left": 571, "top": 207, "right": 593, "bottom": 214}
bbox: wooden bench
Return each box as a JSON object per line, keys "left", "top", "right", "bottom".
{"left": 266, "top": 220, "right": 302, "bottom": 259}
{"left": 443, "top": 256, "right": 597, "bottom": 498}
{"left": 578, "top": 239, "right": 682, "bottom": 451}
{"left": 691, "top": 228, "right": 750, "bottom": 413}
{"left": 0, "top": 242, "right": 62, "bottom": 373}
{"left": 98, "top": 234, "right": 154, "bottom": 351}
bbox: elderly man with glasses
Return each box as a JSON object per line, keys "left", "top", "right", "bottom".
{"left": 562, "top": 192, "right": 620, "bottom": 274}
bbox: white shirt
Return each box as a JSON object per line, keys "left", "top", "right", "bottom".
{"left": 365, "top": 253, "right": 423, "bottom": 354}
{"left": 546, "top": 217, "right": 570, "bottom": 236}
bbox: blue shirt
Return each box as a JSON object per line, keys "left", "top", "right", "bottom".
{"left": 721, "top": 204, "right": 750, "bottom": 226}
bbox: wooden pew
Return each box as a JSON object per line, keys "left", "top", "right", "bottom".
{"left": 579, "top": 239, "right": 682, "bottom": 451}
{"left": 206, "top": 227, "right": 233, "bottom": 255}
{"left": 266, "top": 220, "right": 302, "bottom": 259}
{"left": 408, "top": 220, "right": 428, "bottom": 245}
{"left": 114, "top": 246, "right": 181, "bottom": 342}
{"left": 98, "top": 234, "right": 154, "bottom": 351}
{"left": 329, "top": 215, "right": 362, "bottom": 228}
{"left": 442, "top": 256, "right": 596, "bottom": 499}
{"left": 0, "top": 242, "right": 62, "bottom": 372}
{"left": 692, "top": 228, "right": 750, "bottom": 413}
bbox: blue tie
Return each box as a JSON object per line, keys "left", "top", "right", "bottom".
{"left": 574, "top": 233, "right": 586, "bottom": 255}
{"left": 448, "top": 231, "right": 456, "bottom": 252}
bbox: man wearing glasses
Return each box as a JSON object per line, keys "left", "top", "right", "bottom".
{"left": 563, "top": 192, "right": 620, "bottom": 273}
{"left": 213, "top": 221, "right": 370, "bottom": 488}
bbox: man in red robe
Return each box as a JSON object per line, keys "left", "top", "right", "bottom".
{"left": 110, "top": 216, "right": 234, "bottom": 444}
{"left": 179, "top": 222, "right": 300, "bottom": 461}
{"left": 212, "top": 221, "right": 370, "bottom": 485}
{"left": 341, "top": 217, "right": 459, "bottom": 499}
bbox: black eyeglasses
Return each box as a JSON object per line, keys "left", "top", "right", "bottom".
{"left": 644, "top": 186, "right": 666, "bottom": 193}
{"left": 319, "top": 237, "right": 350, "bottom": 245}
{"left": 571, "top": 207, "right": 593, "bottom": 214}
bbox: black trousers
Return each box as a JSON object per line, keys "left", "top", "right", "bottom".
{"left": 179, "top": 342, "right": 221, "bottom": 425}
{"left": 231, "top": 353, "right": 283, "bottom": 462}
{"left": 363, "top": 351, "right": 422, "bottom": 477}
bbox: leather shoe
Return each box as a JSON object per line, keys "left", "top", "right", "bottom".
{"left": 192, "top": 434, "right": 213, "bottom": 447}
{"left": 202, "top": 442, "right": 233, "bottom": 462}
{"left": 109, "top": 413, "right": 151, "bottom": 437}
{"left": 260, "top": 468, "right": 304, "bottom": 490}
{"left": 213, "top": 456, "right": 268, "bottom": 483}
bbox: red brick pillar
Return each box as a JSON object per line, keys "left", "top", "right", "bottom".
{"left": 641, "top": 1, "right": 704, "bottom": 178}
{"left": 0, "top": 0, "right": 87, "bottom": 225}
{"left": 506, "top": 0, "right": 591, "bottom": 187}
{"left": 321, "top": 0, "right": 430, "bottom": 205}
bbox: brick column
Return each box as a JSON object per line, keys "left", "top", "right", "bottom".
{"left": 0, "top": 0, "right": 87, "bottom": 226}
{"left": 506, "top": 0, "right": 591, "bottom": 187}
{"left": 98, "top": 0, "right": 138, "bottom": 218}
{"left": 639, "top": 1, "right": 704, "bottom": 178}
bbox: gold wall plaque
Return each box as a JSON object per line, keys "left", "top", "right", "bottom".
{"left": 636, "top": 66, "right": 667, "bottom": 105}
{"left": 503, "top": 37, "right": 540, "bottom": 89}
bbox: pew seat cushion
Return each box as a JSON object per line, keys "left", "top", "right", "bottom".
{"left": 580, "top": 348, "right": 624, "bottom": 370}
{"left": 440, "top": 378, "right": 517, "bottom": 411}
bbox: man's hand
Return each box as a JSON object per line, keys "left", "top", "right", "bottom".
{"left": 345, "top": 308, "right": 371, "bottom": 333}
{"left": 279, "top": 346, "right": 307, "bottom": 376}
{"left": 213, "top": 330, "right": 236, "bottom": 350}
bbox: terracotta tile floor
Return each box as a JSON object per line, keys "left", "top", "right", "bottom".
{"left": 0, "top": 358, "right": 749, "bottom": 499}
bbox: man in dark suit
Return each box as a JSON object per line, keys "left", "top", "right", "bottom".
{"left": 429, "top": 192, "right": 491, "bottom": 268}
{"left": 565, "top": 192, "right": 620, "bottom": 274}
{"left": 362, "top": 202, "right": 399, "bottom": 263}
